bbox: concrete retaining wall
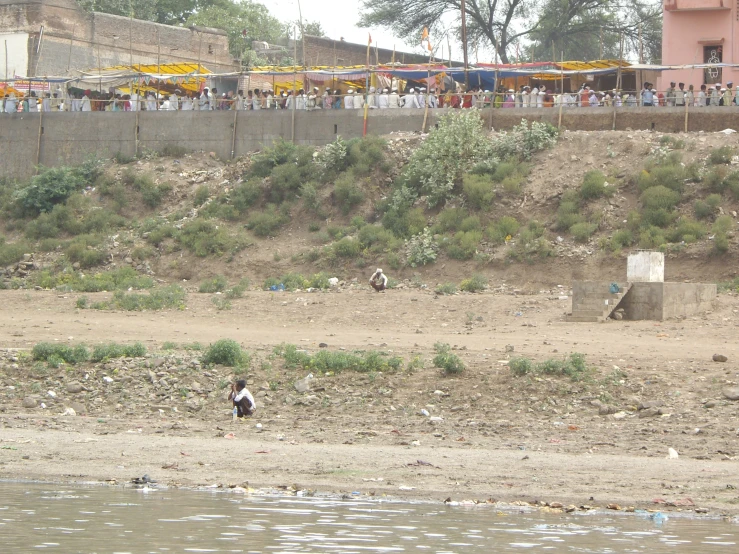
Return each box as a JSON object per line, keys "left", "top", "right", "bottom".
{"left": 4, "top": 107, "right": 739, "bottom": 180}
{"left": 620, "top": 282, "right": 716, "bottom": 320}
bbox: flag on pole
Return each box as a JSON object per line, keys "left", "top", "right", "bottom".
{"left": 421, "top": 27, "right": 431, "bottom": 52}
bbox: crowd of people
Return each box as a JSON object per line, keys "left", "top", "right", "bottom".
{"left": 3, "top": 80, "right": 738, "bottom": 113}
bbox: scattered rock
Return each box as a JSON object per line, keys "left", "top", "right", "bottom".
{"left": 318, "top": 343, "right": 328, "bottom": 348}
{"left": 66, "top": 382, "right": 85, "bottom": 394}
{"left": 638, "top": 400, "right": 663, "bottom": 411}
{"left": 21, "top": 397, "right": 37, "bottom": 409}
{"left": 667, "top": 448, "right": 679, "bottom": 459}
{"left": 638, "top": 407, "right": 663, "bottom": 418}
{"left": 599, "top": 405, "right": 617, "bottom": 415}
{"left": 704, "top": 400, "right": 717, "bottom": 408}
{"left": 606, "top": 503, "right": 621, "bottom": 510}
{"left": 294, "top": 373, "right": 314, "bottom": 394}
{"left": 712, "top": 354, "right": 728, "bottom": 363}
{"left": 722, "top": 387, "right": 739, "bottom": 401}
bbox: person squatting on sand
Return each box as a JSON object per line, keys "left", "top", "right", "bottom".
{"left": 228, "top": 379, "right": 256, "bottom": 419}
{"left": 369, "top": 268, "right": 388, "bottom": 292}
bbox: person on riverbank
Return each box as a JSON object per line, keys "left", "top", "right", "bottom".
{"left": 369, "top": 268, "right": 388, "bottom": 292}
{"left": 229, "top": 379, "right": 256, "bottom": 419}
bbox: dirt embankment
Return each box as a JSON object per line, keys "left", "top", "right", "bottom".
{"left": 1, "top": 287, "right": 738, "bottom": 516}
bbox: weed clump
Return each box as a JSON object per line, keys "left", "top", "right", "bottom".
{"left": 32, "top": 342, "right": 90, "bottom": 365}
{"left": 433, "top": 342, "right": 465, "bottom": 374}
{"left": 203, "top": 339, "right": 251, "bottom": 367}
{"left": 460, "top": 274, "right": 487, "bottom": 293}
{"left": 198, "top": 275, "right": 228, "bottom": 293}
{"left": 90, "top": 342, "right": 146, "bottom": 362}
{"left": 274, "top": 343, "right": 403, "bottom": 374}
{"left": 509, "top": 353, "right": 591, "bottom": 381}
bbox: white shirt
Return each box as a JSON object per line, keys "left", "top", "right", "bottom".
{"left": 147, "top": 96, "right": 158, "bottom": 111}
{"left": 697, "top": 91, "right": 706, "bottom": 106}
{"left": 130, "top": 93, "right": 139, "bottom": 111}
{"left": 42, "top": 97, "right": 51, "bottom": 112}
{"left": 402, "top": 93, "right": 419, "bottom": 108}
{"left": 378, "top": 93, "right": 389, "bottom": 108}
{"left": 370, "top": 270, "right": 388, "bottom": 287}
{"left": 181, "top": 97, "right": 193, "bottom": 110}
{"left": 81, "top": 95, "right": 91, "bottom": 112}
{"left": 354, "top": 94, "right": 363, "bottom": 109}
{"left": 344, "top": 94, "right": 354, "bottom": 109}
{"left": 233, "top": 388, "right": 256, "bottom": 410}
{"left": 252, "top": 96, "right": 261, "bottom": 110}
{"left": 168, "top": 94, "right": 178, "bottom": 110}
{"left": 296, "top": 94, "right": 306, "bottom": 110}
{"left": 388, "top": 92, "right": 400, "bottom": 108}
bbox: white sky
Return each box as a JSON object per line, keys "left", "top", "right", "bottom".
{"left": 265, "top": 0, "right": 433, "bottom": 57}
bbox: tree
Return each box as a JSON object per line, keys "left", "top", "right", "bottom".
{"left": 358, "top": 0, "right": 661, "bottom": 64}
{"left": 186, "top": 2, "right": 287, "bottom": 60}
{"left": 301, "top": 20, "right": 327, "bottom": 38}
{"left": 526, "top": 1, "right": 662, "bottom": 63}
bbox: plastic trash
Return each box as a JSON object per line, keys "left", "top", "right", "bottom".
{"left": 650, "top": 512, "right": 668, "bottom": 525}
{"left": 609, "top": 282, "right": 620, "bottom": 294}
{"left": 269, "top": 284, "right": 286, "bottom": 291}
{"left": 420, "top": 409, "right": 430, "bottom": 417}
{"left": 232, "top": 407, "right": 238, "bottom": 422}
{"left": 294, "top": 373, "right": 314, "bottom": 393}
{"left": 328, "top": 277, "right": 339, "bottom": 288}
{"left": 667, "top": 448, "right": 679, "bottom": 459}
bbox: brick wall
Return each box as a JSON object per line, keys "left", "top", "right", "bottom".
{"left": 301, "top": 35, "right": 444, "bottom": 67}
{"left": 0, "top": 0, "right": 237, "bottom": 76}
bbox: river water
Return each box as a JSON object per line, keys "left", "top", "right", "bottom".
{"left": 1, "top": 482, "right": 736, "bottom": 553}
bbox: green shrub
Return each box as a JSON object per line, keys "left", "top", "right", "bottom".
{"left": 315, "top": 136, "right": 349, "bottom": 175}
{"left": 193, "top": 185, "right": 210, "bottom": 207}
{"left": 433, "top": 342, "right": 465, "bottom": 374}
{"left": 224, "top": 278, "right": 250, "bottom": 298}
{"left": 106, "top": 284, "right": 186, "bottom": 311}
{"left": 179, "top": 219, "right": 250, "bottom": 256}
{"left": 642, "top": 208, "right": 676, "bottom": 228}
{"left": 713, "top": 233, "right": 730, "bottom": 253}
{"left": 90, "top": 342, "right": 146, "bottom": 362}
{"left": 263, "top": 272, "right": 308, "bottom": 291}
{"left": 346, "top": 135, "right": 389, "bottom": 176}
{"left": 405, "top": 228, "right": 438, "bottom": 267}
{"left": 380, "top": 185, "right": 423, "bottom": 238}
{"left": 332, "top": 236, "right": 361, "bottom": 258}
{"left": 32, "top": 342, "right": 90, "bottom": 365}
{"left": 713, "top": 215, "right": 734, "bottom": 235}
{"left": 668, "top": 218, "right": 706, "bottom": 243}
{"left": 146, "top": 224, "right": 176, "bottom": 246}
{"left": 333, "top": 172, "right": 365, "bottom": 215}
{"left": 14, "top": 161, "right": 102, "bottom": 214}
{"left": 579, "top": 170, "right": 610, "bottom": 200}
{"left": 487, "top": 216, "right": 520, "bottom": 244}
{"left": 435, "top": 282, "right": 457, "bottom": 295}
{"left": 434, "top": 207, "right": 467, "bottom": 233}
{"left": 446, "top": 230, "right": 482, "bottom": 260}
{"left": 141, "top": 182, "right": 171, "bottom": 209}
{"left": 0, "top": 237, "right": 32, "bottom": 266}
{"left": 358, "top": 225, "right": 396, "bottom": 251}
{"left": 460, "top": 274, "right": 487, "bottom": 292}
{"left": 274, "top": 343, "right": 402, "bottom": 374}
{"left": 203, "top": 339, "right": 250, "bottom": 367}
{"left": 460, "top": 215, "right": 482, "bottom": 232}
{"left": 199, "top": 275, "right": 228, "bottom": 293}
{"left": 610, "top": 229, "right": 634, "bottom": 250}
{"left": 508, "top": 225, "right": 552, "bottom": 263}
{"left": 509, "top": 353, "right": 590, "bottom": 381}
{"left": 694, "top": 199, "right": 713, "bottom": 219}
{"left": 640, "top": 185, "right": 681, "bottom": 210}
{"left": 637, "top": 165, "right": 686, "bottom": 193}
{"left": 709, "top": 145, "right": 734, "bottom": 165}
{"left": 556, "top": 201, "right": 583, "bottom": 231}
{"left": 247, "top": 205, "right": 287, "bottom": 237}
{"left": 638, "top": 226, "right": 667, "bottom": 249}
{"left": 248, "top": 139, "right": 298, "bottom": 178}
{"left": 211, "top": 296, "right": 232, "bottom": 310}
{"left": 33, "top": 267, "right": 154, "bottom": 292}
{"left": 300, "top": 182, "right": 320, "bottom": 212}
{"left": 232, "top": 179, "right": 262, "bottom": 213}
{"left": 491, "top": 120, "right": 558, "bottom": 161}
{"left": 403, "top": 110, "right": 496, "bottom": 207}
{"left": 65, "top": 240, "right": 106, "bottom": 269}
{"left": 570, "top": 222, "right": 598, "bottom": 243}
{"left": 462, "top": 173, "right": 495, "bottom": 209}
{"left": 703, "top": 166, "right": 728, "bottom": 193}
{"left": 491, "top": 161, "right": 518, "bottom": 183}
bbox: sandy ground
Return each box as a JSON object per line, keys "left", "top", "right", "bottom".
{"left": 1, "top": 286, "right": 739, "bottom": 515}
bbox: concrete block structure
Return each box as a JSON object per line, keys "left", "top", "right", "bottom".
{"left": 569, "top": 251, "right": 716, "bottom": 321}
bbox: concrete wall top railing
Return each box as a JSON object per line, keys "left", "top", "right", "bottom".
{"left": 4, "top": 107, "right": 739, "bottom": 180}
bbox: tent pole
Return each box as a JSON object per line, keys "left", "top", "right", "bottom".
{"left": 363, "top": 37, "right": 370, "bottom": 137}
{"left": 291, "top": 27, "right": 297, "bottom": 143}
{"left": 134, "top": 73, "right": 140, "bottom": 156}
{"left": 35, "top": 80, "right": 44, "bottom": 173}
{"left": 421, "top": 46, "right": 432, "bottom": 133}
{"left": 231, "top": 92, "right": 239, "bottom": 159}
{"left": 156, "top": 30, "right": 161, "bottom": 110}
{"left": 66, "top": 23, "right": 75, "bottom": 72}
{"left": 558, "top": 52, "right": 564, "bottom": 130}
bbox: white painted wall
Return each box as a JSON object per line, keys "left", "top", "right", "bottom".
{"left": 0, "top": 32, "right": 29, "bottom": 79}
{"left": 627, "top": 251, "right": 665, "bottom": 283}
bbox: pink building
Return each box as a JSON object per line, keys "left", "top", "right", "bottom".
{"left": 662, "top": 0, "right": 737, "bottom": 87}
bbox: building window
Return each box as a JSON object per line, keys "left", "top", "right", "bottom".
{"left": 704, "top": 45, "right": 722, "bottom": 84}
